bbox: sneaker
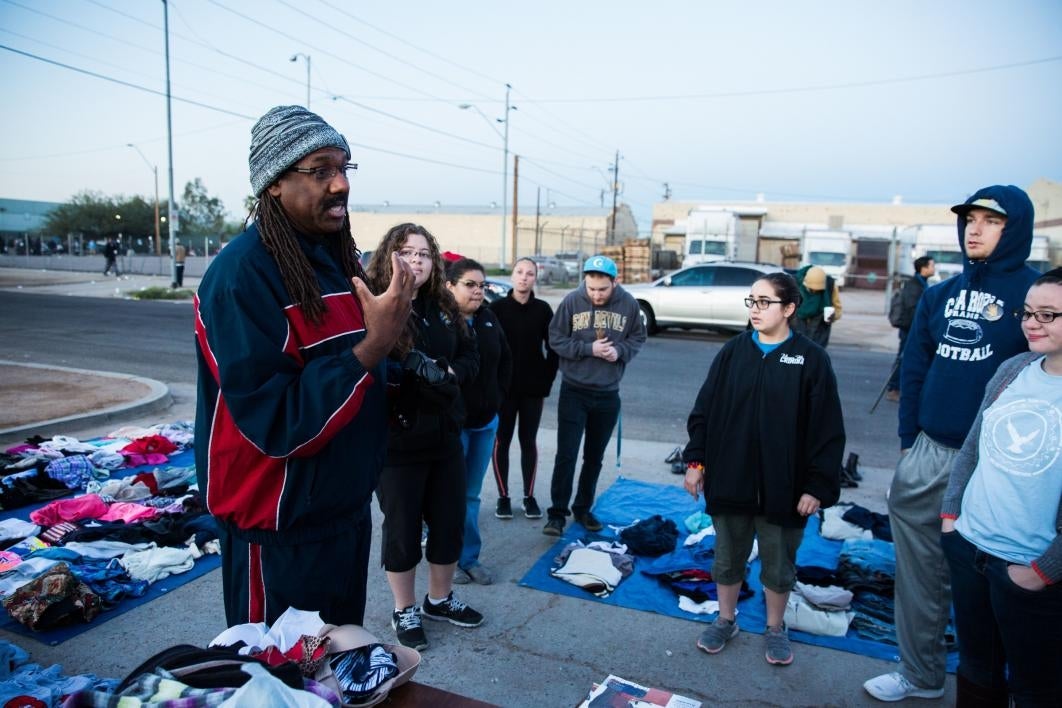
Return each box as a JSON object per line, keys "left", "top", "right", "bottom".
{"left": 696, "top": 617, "right": 739, "bottom": 654}
{"left": 543, "top": 517, "right": 565, "bottom": 536}
{"left": 495, "top": 497, "right": 513, "bottom": 519}
{"left": 863, "top": 672, "right": 945, "bottom": 702}
{"left": 458, "top": 564, "right": 493, "bottom": 585}
{"left": 523, "top": 497, "right": 543, "bottom": 519}
{"left": 392, "top": 605, "right": 428, "bottom": 650}
{"left": 574, "top": 511, "right": 603, "bottom": 532}
{"left": 764, "top": 624, "right": 793, "bottom": 666}
{"left": 421, "top": 592, "right": 483, "bottom": 627}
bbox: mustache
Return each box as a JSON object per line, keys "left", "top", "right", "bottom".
{"left": 324, "top": 196, "right": 348, "bottom": 209}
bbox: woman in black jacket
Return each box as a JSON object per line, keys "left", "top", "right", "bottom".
{"left": 682, "top": 272, "right": 844, "bottom": 667}
{"left": 489, "top": 258, "right": 559, "bottom": 519}
{"left": 367, "top": 224, "right": 482, "bottom": 652}
{"left": 446, "top": 258, "right": 512, "bottom": 585}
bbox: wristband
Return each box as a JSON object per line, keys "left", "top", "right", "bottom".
{"left": 687, "top": 462, "right": 704, "bottom": 473}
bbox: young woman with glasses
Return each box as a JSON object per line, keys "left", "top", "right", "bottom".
{"left": 940, "top": 267, "right": 1062, "bottom": 706}
{"left": 366, "top": 224, "right": 483, "bottom": 651}
{"left": 682, "top": 271, "right": 845, "bottom": 667}
{"left": 445, "top": 258, "right": 512, "bottom": 586}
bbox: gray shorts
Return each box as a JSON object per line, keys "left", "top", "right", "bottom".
{"left": 712, "top": 514, "right": 804, "bottom": 594}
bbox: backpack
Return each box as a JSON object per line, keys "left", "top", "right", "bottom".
{"left": 887, "top": 288, "right": 905, "bottom": 328}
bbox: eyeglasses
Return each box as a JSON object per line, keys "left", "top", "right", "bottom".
{"left": 398, "top": 249, "right": 432, "bottom": 261}
{"left": 287, "top": 162, "right": 358, "bottom": 181}
{"left": 456, "top": 279, "right": 486, "bottom": 290}
{"left": 744, "top": 297, "right": 784, "bottom": 310}
{"left": 1016, "top": 309, "right": 1062, "bottom": 323}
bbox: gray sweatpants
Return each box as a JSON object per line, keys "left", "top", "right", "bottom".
{"left": 887, "top": 432, "right": 957, "bottom": 690}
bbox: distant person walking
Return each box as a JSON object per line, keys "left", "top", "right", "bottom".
{"left": 102, "top": 238, "right": 121, "bottom": 277}
{"left": 792, "top": 265, "right": 841, "bottom": 347}
{"left": 885, "top": 257, "right": 935, "bottom": 401}
{"left": 490, "top": 257, "right": 559, "bottom": 521}
{"left": 544, "top": 255, "right": 645, "bottom": 537}
{"left": 173, "top": 240, "right": 187, "bottom": 288}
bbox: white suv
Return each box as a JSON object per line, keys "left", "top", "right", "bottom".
{"left": 625, "top": 261, "right": 782, "bottom": 335}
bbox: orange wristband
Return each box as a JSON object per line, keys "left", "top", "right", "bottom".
{"left": 687, "top": 462, "right": 704, "bottom": 473}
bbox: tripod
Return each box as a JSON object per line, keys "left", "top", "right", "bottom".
{"left": 868, "top": 357, "right": 901, "bottom": 414}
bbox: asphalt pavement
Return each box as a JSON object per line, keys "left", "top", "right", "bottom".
{"left": 0, "top": 266, "right": 945, "bottom": 707}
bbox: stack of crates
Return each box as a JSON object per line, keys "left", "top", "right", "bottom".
{"left": 598, "top": 240, "right": 653, "bottom": 284}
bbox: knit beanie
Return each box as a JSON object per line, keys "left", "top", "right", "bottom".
{"left": 248, "top": 105, "right": 350, "bottom": 196}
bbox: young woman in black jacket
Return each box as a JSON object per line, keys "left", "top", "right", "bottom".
{"left": 367, "top": 224, "right": 483, "bottom": 651}
{"left": 489, "top": 258, "right": 559, "bottom": 519}
{"left": 446, "top": 258, "right": 512, "bottom": 585}
{"left": 682, "top": 272, "right": 845, "bottom": 667}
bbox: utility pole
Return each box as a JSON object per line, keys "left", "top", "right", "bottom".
{"left": 290, "top": 53, "right": 311, "bottom": 109}
{"left": 511, "top": 154, "right": 519, "bottom": 263}
{"left": 500, "top": 82, "right": 512, "bottom": 269}
{"left": 609, "top": 150, "right": 620, "bottom": 244}
{"left": 162, "top": 0, "right": 177, "bottom": 286}
{"left": 534, "top": 187, "right": 541, "bottom": 255}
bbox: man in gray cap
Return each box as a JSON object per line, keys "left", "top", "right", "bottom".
{"left": 194, "top": 105, "right": 415, "bottom": 627}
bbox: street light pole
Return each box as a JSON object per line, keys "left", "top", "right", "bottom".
{"left": 459, "top": 83, "right": 512, "bottom": 269}
{"left": 162, "top": 0, "right": 177, "bottom": 287}
{"left": 290, "top": 53, "right": 310, "bottom": 108}
{"left": 127, "top": 144, "right": 161, "bottom": 256}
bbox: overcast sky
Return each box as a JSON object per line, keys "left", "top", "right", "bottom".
{"left": 1, "top": 0, "right": 1060, "bottom": 232}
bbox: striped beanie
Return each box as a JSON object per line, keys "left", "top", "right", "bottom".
{"left": 248, "top": 105, "right": 350, "bottom": 196}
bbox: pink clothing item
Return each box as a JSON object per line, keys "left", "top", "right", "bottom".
{"left": 120, "top": 435, "right": 177, "bottom": 456}
{"left": 121, "top": 452, "right": 169, "bottom": 467}
{"left": 99, "top": 502, "right": 161, "bottom": 523}
{"left": 29, "top": 494, "right": 108, "bottom": 526}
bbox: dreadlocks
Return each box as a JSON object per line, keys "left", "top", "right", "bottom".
{"left": 249, "top": 192, "right": 364, "bottom": 325}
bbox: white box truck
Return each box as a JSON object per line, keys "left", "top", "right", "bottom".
{"left": 684, "top": 208, "right": 738, "bottom": 265}
{"left": 897, "top": 225, "right": 963, "bottom": 280}
{"left": 801, "top": 230, "right": 853, "bottom": 287}
{"left": 1028, "top": 235, "right": 1050, "bottom": 273}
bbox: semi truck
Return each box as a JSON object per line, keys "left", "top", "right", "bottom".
{"left": 683, "top": 208, "right": 738, "bottom": 265}
{"left": 801, "top": 230, "right": 853, "bottom": 287}
{"left": 896, "top": 224, "right": 962, "bottom": 280}
{"left": 1028, "top": 235, "right": 1051, "bottom": 272}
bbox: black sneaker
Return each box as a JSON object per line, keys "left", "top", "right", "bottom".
{"left": 543, "top": 517, "right": 565, "bottom": 536}
{"left": 392, "top": 605, "right": 427, "bottom": 650}
{"left": 523, "top": 497, "right": 543, "bottom": 519}
{"left": 574, "top": 511, "right": 603, "bottom": 532}
{"left": 421, "top": 592, "right": 483, "bottom": 627}
{"left": 495, "top": 497, "right": 513, "bottom": 519}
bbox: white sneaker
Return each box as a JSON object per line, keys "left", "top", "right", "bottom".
{"left": 863, "top": 672, "right": 944, "bottom": 702}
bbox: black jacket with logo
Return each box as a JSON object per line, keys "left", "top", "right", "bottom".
{"left": 683, "top": 331, "right": 845, "bottom": 528}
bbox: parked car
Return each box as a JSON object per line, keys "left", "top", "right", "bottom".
{"left": 527, "top": 255, "right": 568, "bottom": 285}
{"left": 625, "top": 261, "right": 782, "bottom": 335}
{"left": 554, "top": 251, "right": 585, "bottom": 278}
{"left": 483, "top": 278, "right": 512, "bottom": 304}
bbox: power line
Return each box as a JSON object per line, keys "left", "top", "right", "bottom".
{"left": 0, "top": 44, "right": 256, "bottom": 119}
{"left": 272, "top": 0, "right": 495, "bottom": 101}
{"left": 516, "top": 55, "right": 1062, "bottom": 104}
{"left": 330, "top": 96, "right": 501, "bottom": 152}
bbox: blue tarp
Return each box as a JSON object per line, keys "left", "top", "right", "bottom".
{"left": 0, "top": 447, "right": 220, "bottom": 646}
{"left": 520, "top": 476, "right": 957, "bottom": 669}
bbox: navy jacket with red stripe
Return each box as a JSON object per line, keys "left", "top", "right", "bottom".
{"left": 194, "top": 223, "right": 388, "bottom": 545}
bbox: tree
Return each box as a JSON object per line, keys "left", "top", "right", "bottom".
{"left": 179, "top": 178, "right": 226, "bottom": 237}
{"left": 44, "top": 191, "right": 121, "bottom": 239}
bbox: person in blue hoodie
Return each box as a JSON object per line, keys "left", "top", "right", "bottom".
{"left": 864, "top": 185, "right": 1039, "bottom": 703}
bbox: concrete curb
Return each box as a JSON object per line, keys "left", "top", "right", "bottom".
{"left": 0, "top": 360, "right": 172, "bottom": 438}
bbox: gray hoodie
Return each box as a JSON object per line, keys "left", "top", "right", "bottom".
{"left": 548, "top": 281, "right": 646, "bottom": 391}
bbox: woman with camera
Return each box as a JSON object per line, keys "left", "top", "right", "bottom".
{"left": 367, "top": 224, "right": 483, "bottom": 651}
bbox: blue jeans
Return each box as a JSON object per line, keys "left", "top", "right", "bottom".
{"left": 548, "top": 382, "right": 621, "bottom": 520}
{"left": 459, "top": 415, "right": 499, "bottom": 570}
{"left": 941, "top": 530, "right": 1062, "bottom": 706}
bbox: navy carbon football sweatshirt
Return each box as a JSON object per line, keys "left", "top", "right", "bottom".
{"left": 898, "top": 185, "right": 1039, "bottom": 449}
